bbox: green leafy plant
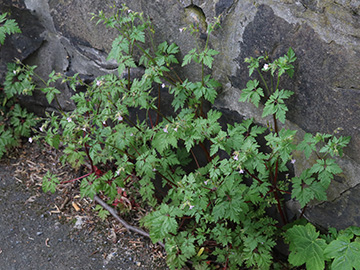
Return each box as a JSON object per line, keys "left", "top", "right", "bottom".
{"left": 0, "top": 14, "right": 38, "bottom": 158}
{"left": 285, "top": 223, "right": 360, "bottom": 270}
{"left": 0, "top": 13, "right": 21, "bottom": 45}
{"left": 42, "top": 171, "right": 60, "bottom": 194}
{"left": 8, "top": 5, "right": 357, "bottom": 269}
{"left": 94, "top": 205, "right": 110, "bottom": 221}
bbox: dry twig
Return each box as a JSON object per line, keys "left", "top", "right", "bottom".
{"left": 93, "top": 195, "right": 165, "bottom": 248}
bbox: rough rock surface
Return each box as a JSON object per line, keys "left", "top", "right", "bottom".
{"left": 1, "top": 0, "right": 360, "bottom": 229}
{"left": 0, "top": 1, "right": 45, "bottom": 82}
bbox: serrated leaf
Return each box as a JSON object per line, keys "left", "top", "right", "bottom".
{"left": 0, "top": 14, "right": 21, "bottom": 45}
{"left": 287, "top": 47, "right": 296, "bottom": 63}
{"left": 182, "top": 48, "right": 197, "bottom": 67}
{"left": 42, "top": 87, "right": 61, "bottom": 104}
{"left": 129, "top": 27, "right": 145, "bottom": 43}
{"left": 292, "top": 169, "right": 327, "bottom": 207}
{"left": 262, "top": 89, "right": 293, "bottom": 123}
{"left": 239, "top": 80, "right": 264, "bottom": 108}
{"left": 298, "top": 133, "right": 317, "bottom": 159}
{"left": 167, "top": 42, "right": 179, "bottom": 54}
{"left": 144, "top": 204, "right": 181, "bottom": 243}
{"left": 324, "top": 237, "right": 360, "bottom": 270}
{"left": 286, "top": 223, "right": 327, "bottom": 270}
{"left": 245, "top": 56, "right": 263, "bottom": 76}
{"left": 309, "top": 159, "right": 343, "bottom": 187}
{"left": 42, "top": 172, "right": 60, "bottom": 193}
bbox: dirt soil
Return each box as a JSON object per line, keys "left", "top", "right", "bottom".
{"left": 0, "top": 141, "right": 169, "bottom": 270}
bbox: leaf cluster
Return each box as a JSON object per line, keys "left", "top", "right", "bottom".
{"left": 0, "top": 13, "right": 21, "bottom": 45}
{"left": 7, "top": 5, "right": 354, "bottom": 270}
{"left": 0, "top": 17, "right": 38, "bottom": 159}
{"left": 286, "top": 223, "right": 360, "bottom": 270}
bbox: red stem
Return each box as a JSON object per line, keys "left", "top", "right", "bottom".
{"left": 273, "top": 190, "right": 287, "bottom": 225}
{"left": 198, "top": 141, "right": 211, "bottom": 163}
{"left": 155, "top": 170, "right": 178, "bottom": 188}
{"left": 273, "top": 114, "right": 279, "bottom": 134}
{"left": 190, "top": 149, "right": 201, "bottom": 169}
{"left": 148, "top": 111, "right": 154, "bottom": 128}
{"left": 84, "top": 143, "right": 95, "bottom": 172}
{"left": 263, "top": 161, "right": 288, "bottom": 225}
{"left": 244, "top": 168, "right": 264, "bottom": 184}
{"left": 224, "top": 254, "right": 229, "bottom": 270}
{"left": 274, "top": 159, "right": 279, "bottom": 185}
{"left": 61, "top": 172, "right": 92, "bottom": 184}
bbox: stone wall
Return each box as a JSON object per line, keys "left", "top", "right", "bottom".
{"left": 1, "top": 0, "right": 360, "bottom": 229}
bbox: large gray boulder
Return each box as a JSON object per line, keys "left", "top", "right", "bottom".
{"left": 2, "top": 0, "right": 360, "bottom": 229}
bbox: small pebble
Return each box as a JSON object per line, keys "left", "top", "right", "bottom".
{"left": 37, "top": 232, "right": 43, "bottom": 236}
{"left": 136, "top": 261, "right": 141, "bottom": 266}
{"left": 54, "top": 222, "right": 60, "bottom": 230}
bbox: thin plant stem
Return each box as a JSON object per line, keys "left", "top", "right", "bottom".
{"left": 156, "top": 84, "right": 161, "bottom": 125}
{"left": 256, "top": 68, "right": 271, "bottom": 96}
{"left": 155, "top": 170, "right": 178, "bottom": 188}
{"left": 276, "top": 73, "right": 280, "bottom": 92}
{"left": 61, "top": 172, "right": 92, "bottom": 184}
{"left": 190, "top": 149, "right": 201, "bottom": 169}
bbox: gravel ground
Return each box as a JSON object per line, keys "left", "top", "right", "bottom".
{"left": 0, "top": 142, "right": 169, "bottom": 270}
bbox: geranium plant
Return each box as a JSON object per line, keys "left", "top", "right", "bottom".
{"left": 0, "top": 13, "right": 38, "bottom": 158}
{"left": 7, "top": 5, "right": 357, "bottom": 269}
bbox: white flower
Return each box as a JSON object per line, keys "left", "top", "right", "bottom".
{"left": 263, "top": 64, "right": 269, "bottom": 71}
{"left": 152, "top": 168, "right": 157, "bottom": 172}
{"left": 239, "top": 169, "right": 244, "bottom": 174}
{"left": 233, "top": 154, "right": 238, "bottom": 161}
{"left": 66, "top": 117, "right": 72, "bottom": 123}
{"left": 13, "top": 70, "right": 17, "bottom": 75}
{"left": 174, "top": 127, "right": 178, "bottom": 132}
{"left": 96, "top": 80, "right": 102, "bottom": 86}
{"left": 179, "top": 28, "right": 184, "bottom": 33}
{"left": 161, "top": 83, "right": 166, "bottom": 88}
{"left": 189, "top": 205, "right": 194, "bottom": 210}
{"left": 204, "top": 180, "right": 208, "bottom": 185}
{"left": 163, "top": 127, "right": 168, "bottom": 133}
{"left": 117, "top": 114, "right": 123, "bottom": 121}
{"left": 39, "top": 126, "right": 44, "bottom": 132}
{"left": 291, "top": 159, "right": 296, "bottom": 164}
{"left": 28, "top": 137, "right": 33, "bottom": 143}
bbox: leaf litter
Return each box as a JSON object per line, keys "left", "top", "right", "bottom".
{"left": 8, "top": 140, "right": 170, "bottom": 269}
